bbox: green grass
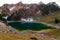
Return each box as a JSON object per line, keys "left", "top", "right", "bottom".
{"left": 38, "top": 11, "right": 60, "bottom": 23}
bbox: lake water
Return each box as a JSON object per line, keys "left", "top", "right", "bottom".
{"left": 8, "top": 22, "right": 56, "bottom": 31}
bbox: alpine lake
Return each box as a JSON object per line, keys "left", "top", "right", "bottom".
{"left": 8, "top": 22, "right": 56, "bottom": 31}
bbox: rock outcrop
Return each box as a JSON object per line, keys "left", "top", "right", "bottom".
{"left": 0, "top": 22, "right": 18, "bottom": 34}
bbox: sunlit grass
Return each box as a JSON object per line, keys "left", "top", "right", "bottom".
{"left": 39, "top": 11, "right": 60, "bottom": 24}
{"left": 0, "top": 29, "right": 60, "bottom": 40}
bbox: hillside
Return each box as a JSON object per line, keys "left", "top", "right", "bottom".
{"left": 0, "top": 1, "right": 60, "bottom": 40}
{"left": 0, "top": 22, "right": 19, "bottom": 33}
{"left": 0, "top": 22, "right": 59, "bottom": 40}
{"left": 0, "top": 29, "right": 60, "bottom": 40}
{"left": 37, "top": 11, "right": 60, "bottom": 25}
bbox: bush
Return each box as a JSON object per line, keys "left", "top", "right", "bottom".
{"left": 30, "top": 37, "right": 37, "bottom": 40}
{"left": 54, "top": 18, "right": 59, "bottom": 24}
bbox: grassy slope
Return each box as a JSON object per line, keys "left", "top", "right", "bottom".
{"left": 38, "top": 11, "right": 60, "bottom": 24}
{"left": 0, "top": 29, "right": 60, "bottom": 40}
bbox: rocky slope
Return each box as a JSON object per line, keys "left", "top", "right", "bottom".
{"left": 0, "top": 22, "right": 19, "bottom": 34}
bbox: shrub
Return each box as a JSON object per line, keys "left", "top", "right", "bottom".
{"left": 30, "top": 37, "right": 37, "bottom": 40}
{"left": 54, "top": 18, "right": 59, "bottom": 24}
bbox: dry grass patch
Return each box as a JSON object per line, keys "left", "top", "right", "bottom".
{"left": 0, "top": 29, "right": 60, "bottom": 40}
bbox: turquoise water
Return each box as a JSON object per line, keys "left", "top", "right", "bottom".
{"left": 8, "top": 22, "right": 56, "bottom": 31}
